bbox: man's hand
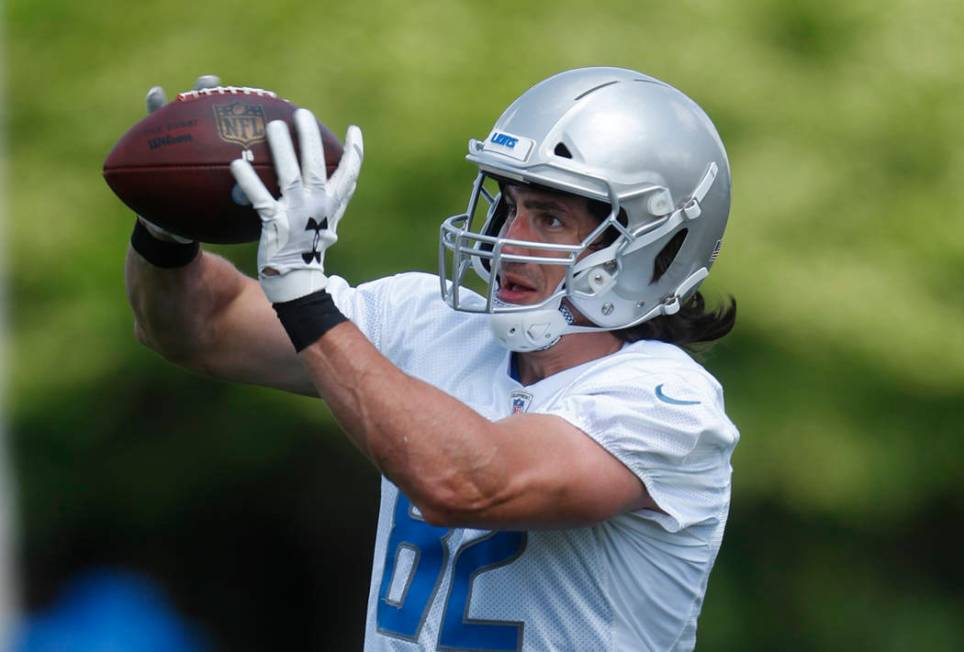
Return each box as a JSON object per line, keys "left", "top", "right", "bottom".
{"left": 139, "top": 74, "right": 221, "bottom": 244}
{"left": 230, "top": 109, "right": 363, "bottom": 304}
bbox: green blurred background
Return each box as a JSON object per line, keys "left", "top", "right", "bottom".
{"left": 4, "top": 0, "right": 963, "bottom": 649}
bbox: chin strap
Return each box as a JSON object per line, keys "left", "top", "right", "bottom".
{"left": 489, "top": 298, "right": 575, "bottom": 352}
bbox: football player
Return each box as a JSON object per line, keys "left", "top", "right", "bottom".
{"left": 126, "top": 67, "right": 739, "bottom": 651}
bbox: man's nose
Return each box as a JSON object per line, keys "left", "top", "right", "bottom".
{"left": 500, "top": 212, "right": 536, "bottom": 255}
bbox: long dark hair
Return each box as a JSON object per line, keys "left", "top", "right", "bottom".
{"left": 617, "top": 291, "right": 736, "bottom": 351}
{"left": 586, "top": 200, "right": 736, "bottom": 352}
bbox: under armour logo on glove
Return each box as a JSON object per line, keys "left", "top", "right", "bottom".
{"left": 302, "top": 217, "right": 329, "bottom": 264}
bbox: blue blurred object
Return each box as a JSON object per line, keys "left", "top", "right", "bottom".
{"left": 11, "top": 569, "right": 210, "bottom": 652}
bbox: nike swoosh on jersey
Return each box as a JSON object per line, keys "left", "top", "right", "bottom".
{"left": 655, "top": 383, "right": 701, "bottom": 406}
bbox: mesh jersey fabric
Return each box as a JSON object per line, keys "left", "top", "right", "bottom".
{"left": 324, "top": 272, "right": 739, "bottom": 652}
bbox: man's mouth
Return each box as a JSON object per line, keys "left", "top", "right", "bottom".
{"left": 497, "top": 273, "right": 540, "bottom": 303}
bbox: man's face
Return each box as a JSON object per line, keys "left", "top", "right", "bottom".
{"left": 495, "top": 184, "right": 602, "bottom": 305}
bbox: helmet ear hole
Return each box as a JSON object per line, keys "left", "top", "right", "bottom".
{"left": 554, "top": 142, "right": 573, "bottom": 159}
{"left": 653, "top": 229, "right": 688, "bottom": 282}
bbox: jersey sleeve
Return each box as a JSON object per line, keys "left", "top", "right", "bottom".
{"left": 323, "top": 274, "right": 389, "bottom": 351}
{"left": 543, "top": 356, "right": 739, "bottom": 533}
{"left": 323, "top": 272, "right": 449, "bottom": 363}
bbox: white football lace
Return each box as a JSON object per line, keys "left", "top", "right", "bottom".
{"left": 175, "top": 86, "right": 282, "bottom": 102}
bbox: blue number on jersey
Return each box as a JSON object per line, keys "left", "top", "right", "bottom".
{"left": 438, "top": 530, "right": 526, "bottom": 650}
{"left": 376, "top": 494, "right": 528, "bottom": 651}
{"left": 377, "top": 494, "right": 450, "bottom": 639}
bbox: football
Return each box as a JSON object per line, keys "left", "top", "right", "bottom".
{"left": 103, "top": 86, "right": 343, "bottom": 243}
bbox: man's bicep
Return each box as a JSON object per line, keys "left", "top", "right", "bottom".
{"left": 488, "top": 414, "right": 658, "bottom": 528}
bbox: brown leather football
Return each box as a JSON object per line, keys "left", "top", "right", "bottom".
{"left": 103, "top": 86, "right": 343, "bottom": 243}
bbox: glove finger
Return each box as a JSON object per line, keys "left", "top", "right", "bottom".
{"left": 192, "top": 74, "right": 221, "bottom": 90}
{"left": 328, "top": 181, "right": 357, "bottom": 231}
{"left": 230, "top": 158, "right": 276, "bottom": 219}
{"left": 294, "top": 109, "right": 328, "bottom": 191}
{"left": 328, "top": 125, "right": 363, "bottom": 202}
{"left": 266, "top": 120, "right": 303, "bottom": 195}
{"left": 146, "top": 86, "right": 167, "bottom": 114}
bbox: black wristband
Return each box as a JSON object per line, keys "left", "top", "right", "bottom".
{"left": 273, "top": 289, "right": 349, "bottom": 352}
{"left": 131, "top": 220, "right": 200, "bottom": 268}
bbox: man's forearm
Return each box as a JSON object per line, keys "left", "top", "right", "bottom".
{"left": 125, "top": 246, "right": 241, "bottom": 364}
{"left": 297, "top": 323, "right": 505, "bottom": 524}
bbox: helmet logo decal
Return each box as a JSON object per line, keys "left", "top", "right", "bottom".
{"left": 482, "top": 130, "right": 534, "bottom": 161}
{"left": 709, "top": 239, "right": 722, "bottom": 263}
{"left": 491, "top": 132, "right": 518, "bottom": 148}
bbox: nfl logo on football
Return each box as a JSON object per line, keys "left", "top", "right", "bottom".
{"left": 214, "top": 102, "right": 268, "bottom": 149}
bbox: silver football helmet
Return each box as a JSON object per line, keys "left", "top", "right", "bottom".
{"left": 439, "top": 67, "right": 731, "bottom": 352}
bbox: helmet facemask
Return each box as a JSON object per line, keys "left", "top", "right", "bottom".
{"left": 440, "top": 173, "right": 638, "bottom": 351}
{"left": 439, "top": 174, "right": 579, "bottom": 350}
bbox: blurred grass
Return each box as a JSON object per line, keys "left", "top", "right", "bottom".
{"left": 5, "top": 0, "right": 964, "bottom": 649}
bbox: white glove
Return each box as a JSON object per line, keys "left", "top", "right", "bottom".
{"left": 139, "top": 75, "right": 221, "bottom": 244}
{"left": 230, "top": 109, "right": 363, "bottom": 303}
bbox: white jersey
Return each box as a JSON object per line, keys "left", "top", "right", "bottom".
{"left": 327, "top": 272, "right": 739, "bottom": 652}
